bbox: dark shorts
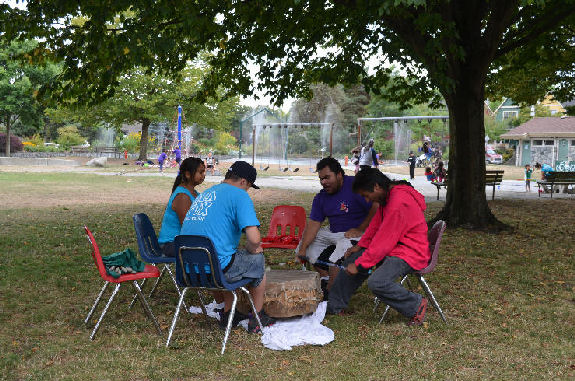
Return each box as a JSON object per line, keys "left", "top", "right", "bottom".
{"left": 207, "top": 165, "right": 214, "bottom": 169}
{"left": 223, "top": 250, "right": 265, "bottom": 287}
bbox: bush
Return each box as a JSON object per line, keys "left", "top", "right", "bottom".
{"left": 0, "top": 133, "right": 23, "bottom": 153}
{"left": 499, "top": 147, "right": 515, "bottom": 162}
{"left": 56, "top": 126, "right": 85, "bottom": 150}
{"left": 118, "top": 132, "right": 156, "bottom": 154}
{"left": 214, "top": 131, "right": 238, "bottom": 155}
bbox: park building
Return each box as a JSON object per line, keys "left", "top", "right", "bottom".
{"left": 501, "top": 116, "right": 575, "bottom": 167}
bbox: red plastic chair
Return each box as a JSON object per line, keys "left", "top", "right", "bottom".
{"left": 261, "top": 205, "right": 307, "bottom": 249}
{"left": 83, "top": 226, "right": 162, "bottom": 340}
{"left": 375, "top": 220, "right": 448, "bottom": 324}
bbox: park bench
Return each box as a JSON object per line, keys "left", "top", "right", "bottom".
{"left": 95, "top": 146, "right": 120, "bottom": 158}
{"left": 432, "top": 170, "right": 504, "bottom": 200}
{"left": 70, "top": 146, "right": 90, "bottom": 155}
{"left": 536, "top": 171, "right": 575, "bottom": 198}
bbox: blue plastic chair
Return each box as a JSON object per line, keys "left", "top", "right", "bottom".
{"left": 166, "top": 235, "right": 263, "bottom": 354}
{"left": 131, "top": 213, "right": 205, "bottom": 313}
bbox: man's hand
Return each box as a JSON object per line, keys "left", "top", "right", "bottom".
{"left": 344, "top": 244, "right": 362, "bottom": 258}
{"left": 344, "top": 228, "right": 363, "bottom": 238}
{"left": 296, "top": 249, "right": 307, "bottom": 264}
{"left": 345, "top": 263, "right": 358, "bottom": 276}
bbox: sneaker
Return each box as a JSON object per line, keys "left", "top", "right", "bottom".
{"left": 408, "top": 298, "right": 428, "bottom": 326}
{"left": 247, "top": 310, "right": 276, "bottom": 333}
{"left": 218, "top": 309, "right": 249, "bottom": 330}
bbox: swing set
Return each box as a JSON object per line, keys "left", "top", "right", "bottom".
{"left": 357, "top": 115, "right": 449, "bottom": 164}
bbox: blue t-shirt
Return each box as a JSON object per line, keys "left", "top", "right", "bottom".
{"left": 180, "top": 183, "right": 260, "bottom": 268}
{"left": 309, "top": 175, "right": 372, "bottom": 233}
{"left": 158, "top": 186, "right": 197, "bottom": 245}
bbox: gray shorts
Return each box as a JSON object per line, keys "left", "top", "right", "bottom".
{"left": 223, "top": 249, "right": 265, "bottom": 287}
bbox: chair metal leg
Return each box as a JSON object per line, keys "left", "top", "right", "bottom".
{"left": 417, "top": 275, "right": 447, "bottom": 323}
{"left": 85, "top": 282, "right": 109, "bottom": 325}
{"left": 132, "top": 281, "right": 162, "bottom": 335}
{"left": 128, "top": 278, "right": 148, "bottom": 310}
{"left": 373, "top": 296, "right": 381, "bottom": 313}
{"left": 90, "top": 283, "right": 121, "bottom": 340}
{"left": 378, "top": 275, "right": 408, "bottom": 324}
{"left": 148, "top": 264, "right": 167, "bottom": 298}
{"left": 241, "top": 286, "right": 262, "bottom": 332}
{"left": 221, "top": 291, "right": 239, "bottom": 355}
{"left": 166, "top": 287, "right": 188, "bottom": 347}
{"left": 165, "top": 264, "right": 194, "bottom": 315}
{"left": 196, "top": 290, "right": 207, "bottom": 315}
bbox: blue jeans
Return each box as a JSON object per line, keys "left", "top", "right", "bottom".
{"left": 223, "top": 250, "right": 265, "bottom": 287}
{"left": 327, "top": 249, "right": 422, "bottom": 318}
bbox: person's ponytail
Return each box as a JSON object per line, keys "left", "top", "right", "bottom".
{"left": 171, "top": 173, "right": 183, "bottom": 193}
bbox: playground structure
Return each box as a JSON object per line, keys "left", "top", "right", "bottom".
{"left": 159, "top": 105, "right": 195, "bottom": 160}
{"left": 357, "top": 116, "right": 449, "bottom": 165}
{"left": 251, "top": 123, "right": 334, "bottom": 172}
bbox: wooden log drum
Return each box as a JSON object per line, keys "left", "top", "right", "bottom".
{"left": 237, "top": 270, "right": 322, "bottom": 318}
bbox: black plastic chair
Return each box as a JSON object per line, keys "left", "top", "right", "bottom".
{"left": 374, "top": 220, "right": 448, "bottom": 324}
{"left": 166, "top": 235, "right": 263, "bottom": 354}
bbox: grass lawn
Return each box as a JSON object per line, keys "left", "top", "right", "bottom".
{"left": 0, "top": 171, "right": 574, "bottom": 380}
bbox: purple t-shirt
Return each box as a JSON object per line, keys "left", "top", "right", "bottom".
{"left": 309, "top": 175, "right": 372, "bottom": 233}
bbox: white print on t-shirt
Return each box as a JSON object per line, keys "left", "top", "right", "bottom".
{"left": 187, "top": 191, "right": 216, "bottom": 221}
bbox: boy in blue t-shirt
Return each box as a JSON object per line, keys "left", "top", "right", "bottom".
{"left": 181, "top": 161, "right": 274, "bottom": 333}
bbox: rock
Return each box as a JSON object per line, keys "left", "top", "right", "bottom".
{"left": 86, "top": 157, "right": 107, "bottom": 167}
{"left": 236, "top": 269, "right": 322, "bottom": 318}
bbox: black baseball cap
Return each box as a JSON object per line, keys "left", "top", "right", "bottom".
{"left": 228, "top": 161, "right": 260, "bottom": 189}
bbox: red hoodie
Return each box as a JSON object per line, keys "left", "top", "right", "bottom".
{"left": 355, "top": 184, "right": 430, "bottom": 271}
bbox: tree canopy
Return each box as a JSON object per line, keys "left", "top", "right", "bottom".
{"left": 0, "top": 38, "right": 59, "bottom": 154}
{"left": 3, "top": 0, "right": 575, "bottom": 228}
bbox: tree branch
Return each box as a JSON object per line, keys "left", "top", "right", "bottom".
{"left": 495, "top": 4, "right": 575, "bottom": 60}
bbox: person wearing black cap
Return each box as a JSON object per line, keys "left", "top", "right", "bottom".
{"left": 180, "top": 161, "right": 275, "bottom": 333}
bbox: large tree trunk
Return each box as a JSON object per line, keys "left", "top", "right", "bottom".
{"left": 433, "top": 75, "right": 507, "bottom": 230}
{"left": 138, "top": 118, "right": 150, "bottom": 161}
{"left": 4, "top": 117, "right": 11, "bottom": 157}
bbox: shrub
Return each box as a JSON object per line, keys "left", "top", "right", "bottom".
{"left": 214, "top": 131, "right": 238, "bottom": 155}
{"left": 0, "top": 133, "right": 23, "bottom": 153}
{"left": 56, "top": 125, "right": 85, "bottom": 150}
{"left": 119, "top": 132, "right": 156, "bottom": 154}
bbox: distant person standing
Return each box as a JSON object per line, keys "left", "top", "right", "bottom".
{"left": 525, "top": 164, "right": 533, "bottom": 192}
{"left": 158, "top": 150, "right": 167, "bottom": 172}
{"left": 407, "top": 151, "right": 416, "bottom": 180}
{"left": 173, "top": 147, "right": 182, "bottom": 165}
{"left": 359, "top": 139, "right": 378, "bottom": 171}
{"left": 206, "top": 151, "right": 216, "bottom": 176}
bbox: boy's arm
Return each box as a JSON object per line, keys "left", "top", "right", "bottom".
{"left": 244, "top": 226, "right": 263, "bottom": 254}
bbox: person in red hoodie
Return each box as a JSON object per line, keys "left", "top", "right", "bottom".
{"left": 326, "top": 168, "right": 430, "bottom": 325}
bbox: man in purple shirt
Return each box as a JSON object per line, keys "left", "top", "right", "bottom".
{"left": 295, "top": 157, "right": 378, "bottom": 292}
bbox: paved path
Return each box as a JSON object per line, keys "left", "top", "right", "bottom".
{"left": 2, "top": 162, "right": 569, "bottom": 201}
{"left": 109, "top": 170, "right": 556, "bottom": 202}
